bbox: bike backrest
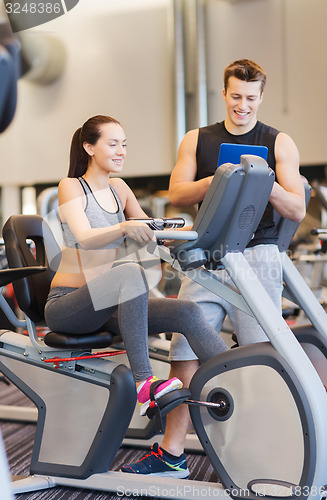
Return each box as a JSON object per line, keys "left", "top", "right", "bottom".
{"left": 2, "top": 214, "right": 61, "bottom": 323}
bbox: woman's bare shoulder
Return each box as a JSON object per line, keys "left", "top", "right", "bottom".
{"left": 58, "top": 177, "right": 84, "bottom": 201}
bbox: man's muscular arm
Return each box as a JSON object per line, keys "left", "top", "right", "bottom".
{"left": 270, "top": 133, "right": 306, "bottom": 223}
{"left": 169, "top": 129, "right": 213, "bottom": 207}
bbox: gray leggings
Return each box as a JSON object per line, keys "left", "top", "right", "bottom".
{"left": 45, "top": 263, "right": 228, "bottom": 382}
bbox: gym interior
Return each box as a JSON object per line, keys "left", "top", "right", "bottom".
{"left": 0, "top": 1, "right": 327, "bottom": 499}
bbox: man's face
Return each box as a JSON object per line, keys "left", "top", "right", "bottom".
{"left": 223, "top": 76, "right": 263, "bottom": 134}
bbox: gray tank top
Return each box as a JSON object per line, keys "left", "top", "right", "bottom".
{"left": 61, "top": 177, "right": 126, "bottom": 250}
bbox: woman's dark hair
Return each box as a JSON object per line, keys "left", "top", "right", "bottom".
{"left": 68, "top": 115, "right": 121, "bottom": 178}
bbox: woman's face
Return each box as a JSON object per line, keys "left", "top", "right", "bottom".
{"left": 86, "top": 122, "right": 127, "bottom": 173}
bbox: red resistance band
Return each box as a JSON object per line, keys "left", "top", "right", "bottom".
{"left": 44, "top": 350, "right": 127, "bottom": 369}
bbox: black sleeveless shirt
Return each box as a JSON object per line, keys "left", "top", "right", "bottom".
{"left": 196, "top": 120, "right": 280, "bottom": 247}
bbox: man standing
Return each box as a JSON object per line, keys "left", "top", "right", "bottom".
{"left": 122, "top": 59, "right": 305, "bottom": 477}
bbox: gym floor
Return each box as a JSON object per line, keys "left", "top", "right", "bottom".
{"left": 1, "top": 378, "right": 219, "bottom": 500}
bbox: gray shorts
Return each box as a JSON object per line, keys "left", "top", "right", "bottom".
{"left": 169, "top": 244, "right": 283, "bottom": 361}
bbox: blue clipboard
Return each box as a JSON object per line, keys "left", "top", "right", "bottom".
{"left": 217, "top": 143, "right": 268, "bottom": 167}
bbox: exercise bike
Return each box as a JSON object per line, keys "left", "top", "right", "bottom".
{"left": 0, "top": 155, "right": 326, "bottom": 499}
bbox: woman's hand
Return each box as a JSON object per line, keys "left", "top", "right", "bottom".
{"left": 120, "top": 221, "right": 155, "bottom": 243}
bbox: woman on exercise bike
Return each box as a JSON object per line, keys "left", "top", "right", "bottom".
{"left": 44, "top": 114, "right": 229, "bottom": 417}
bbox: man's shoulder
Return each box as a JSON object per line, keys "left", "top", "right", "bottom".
{"left": 199, "top": 121, "right": 224, "bottom": 134}
{"left": 256, "top": 120, "right": 280, "bottom": 138}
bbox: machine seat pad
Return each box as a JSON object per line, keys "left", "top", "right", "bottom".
{"left": 44, "top": 330, "right": 116, "bottom": 349}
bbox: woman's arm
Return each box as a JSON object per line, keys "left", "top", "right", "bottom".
{"left": 110, "top": 177, "right": 155, "bottom": 242}
{"left": 58, "top": 178, "right": 125, "bottom": 249}
{"left": 59, "top": 177, "right": 154, "bottom": 249}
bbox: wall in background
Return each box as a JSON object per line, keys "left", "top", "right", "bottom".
{"left": 0, "top": 0, "right": 174, "bottom": 185}
{"left": 0, "top": 0, "right": 326, "bottom": 190}
{"left": 206, "top": 0, "right": 327, "bottom": 166}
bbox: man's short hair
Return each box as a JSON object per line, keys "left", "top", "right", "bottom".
{"left": 224, "top": 59, "right": 267, "bottom": 93}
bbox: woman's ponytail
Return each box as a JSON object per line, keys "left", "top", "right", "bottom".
{"left": 68, "top": 127, "right": 89, "bottom": 178}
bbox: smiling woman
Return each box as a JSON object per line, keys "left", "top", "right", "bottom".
{"left": 51, "top": 115, "right": 155, "bottom": 287}
{"left": 78, "top": 122, "right": 127, "bottom": 176}
{"left": 43, "top": 113, "right": 229, "bottom": 417}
